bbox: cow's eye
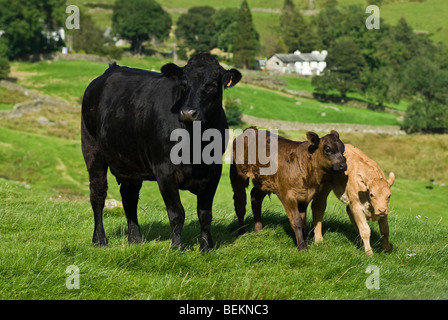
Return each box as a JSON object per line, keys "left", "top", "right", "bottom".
{"left": 370, "top": 193, "right": 374, "bottom": 198}
{"left": 324, "top": 145, "right": 332, "bottom": 154}
{"left": 206, "top": 83, "right": 217, "bottom": 93}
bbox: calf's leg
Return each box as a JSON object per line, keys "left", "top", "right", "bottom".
{"left": 347, "top": 205, "right": 373, "bottom": 256}
{"left": 378, "top": 216, "right": 391, "bottom": 253}
{"left": 311, "top": 186, "right": 331, "bottom": 243}
{"left": 230, "top": 163, "right": 249, "bottom": 235}
{"left": 120, "top": 179, "right": 143, "bottom": 244}
{"left": 250, "top": 187, "right": 267, "bottom": 232}
{"left": 281, "top": 197, "right": 308, "bottom": 251}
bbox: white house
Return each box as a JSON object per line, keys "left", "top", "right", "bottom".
{"left": 266, "top": 50, "right": 327, "bottom": 75}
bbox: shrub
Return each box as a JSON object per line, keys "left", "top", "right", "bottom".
{"left": 224, "top": 97, "right": 243, "bottom": 126}
{"left": 403, "top": 100, "right": 448, "bottom": 134}
{"left": 0, "top": 57, "right": 10, "bottom": 80}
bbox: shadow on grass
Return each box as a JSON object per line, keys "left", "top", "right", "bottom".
{"left": 230, "top": 209, "right": 391, "bottom": 254}
{"left": 107, "top": 207, "right": 391, "bottom": 253}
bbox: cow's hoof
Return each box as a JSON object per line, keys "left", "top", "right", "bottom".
{"left": 199, "top": 238, "right": 213, "bottom": 252}
{"left": 297, "top": 241, "right": 308, "bottom": 251}
{"left": 128, "top": 236, "right": 144, "bottom": 245}
{"left": 92, "top": 237, "right": 108, "bottom": 247}
{"left": 170, "top": 241, "right": 184, "bottom": 251}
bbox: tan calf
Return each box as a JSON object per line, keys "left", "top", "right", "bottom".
{"left": 312, "top": 144, "right": 395, "bottom": 256}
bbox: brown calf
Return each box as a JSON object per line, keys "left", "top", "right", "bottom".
{"left": 312, "top": 144, "right": 395, "bottom": 256}
{"left": 230, "top": 127, "right": 347, "bottom": 250}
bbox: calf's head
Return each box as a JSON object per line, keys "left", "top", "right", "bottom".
{"left": 307, "top": 130, "right": 347, "bottom": 173}
{"left": 358, "top": 172, "right": 395, "bottom": 219}
{"left": 161, "top": 53, "right": 242, "bottom": 123}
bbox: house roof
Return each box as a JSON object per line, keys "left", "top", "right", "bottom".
{"left": 274, "top": 52, "right": 326, "bottom": 63}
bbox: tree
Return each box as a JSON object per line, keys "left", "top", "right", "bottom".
{"left": 112, "top": 0, "right": 172, "bottom": 54}
{"left": 0, "top": 40, "right": 9, "bottom": 79}
{"left": 401, "top": 56, "right": 448, "bottom": 133}
{"left": 175, "top": 6, "right": 217, "bottom": 53}
{"left": 278, "top": 0, "right": 318, "bottom": 53}
{"left": 312, "top": 39, "right": 366, "bottom": 103}
{"left": 403, "top": 101, "right": 448, "bottom": 134}
{"left": 0, "top": 0, "right": 66, "bottom": 58}
{"left": 233, "top": 0, "right": 259, "bottom": 69}
{"left": 214, "top": 8, "right": 239, "bottom": 53}
{"left": 72, "top": 13, "right": 105, "bottom": 54}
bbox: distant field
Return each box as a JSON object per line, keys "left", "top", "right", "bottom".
{"left": 10, "top": 59, "right": 402, "bottom": 126}
{"left": 82, "top": 0, "right": 448, "bottom": 53}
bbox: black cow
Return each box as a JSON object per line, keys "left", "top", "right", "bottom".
{"left": 81, "top": 53, "right": 242, "bottom": 251}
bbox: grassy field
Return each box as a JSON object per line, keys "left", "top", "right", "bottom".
{"left": 1, "top": 55, "right": 447, "bottom": 300}
{"left": 0, "top": 125, "right": 448, "bottom": 300}
{"left": 10, "top": 59, "right": 402, "bottom": 127}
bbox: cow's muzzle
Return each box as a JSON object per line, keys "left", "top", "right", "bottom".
{"left": 332, "top": 162, "right": 347, "bottom": 172}
{"left": 179, "top": 109, "right": 199, "bottom": 122}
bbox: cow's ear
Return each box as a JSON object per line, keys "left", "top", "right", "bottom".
{"left": 306, "top": 131, "right": 320, "bottom": 146}
{"left": 357, "top": 173, "right": 369, "bottom": 190}
{"left": 222, "top": 69, "right": 242, "bottom": 89}
{"left": 388, "top": 172, "right": 395, "bottom": 187}
{"left": 161, "top": 63, "right": 183, "bottom": 79}
{"left": 330, "top": 130, "right": 340, "bottom": 139}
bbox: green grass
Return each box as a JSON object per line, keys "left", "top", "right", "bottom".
{"left": 224, "top": 83, "right": 401, "bottom": 125}
{"left": 1, "top": 165, "right": 448, "bottom": 299}
{"left": 11, "top": 59, "right": 402, "bottom": 126}
{"left": 1, "top": 123, "right": 448, "bottom": 299}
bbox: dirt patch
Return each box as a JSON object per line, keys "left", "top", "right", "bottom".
{"left": 242, "top": 114, "right": 405, "bottom": 135}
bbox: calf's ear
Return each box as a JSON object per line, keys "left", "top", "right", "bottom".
{"left": 388, "top": 172, "right": 395, "bottom": 187}
{"left": 222, "top": 69, "right": 242, "bottom": 89}
{"left": 330, "top": 130, "right": 340, "bottom": 139}
{"left": 161, "top": 63, "right": 183, "bottom": 79}
{"left": 306, "top": 131, "right": 320, "bottom": 146}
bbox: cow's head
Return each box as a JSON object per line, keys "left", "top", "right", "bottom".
{"left": 358, "top": 172, "right": 395, "bottom": 219}
{"left": 307, "top": 130, "right": 347, "bottom": 173}
{"left": 161, "top": 53, "right": 242, "bottom": 123}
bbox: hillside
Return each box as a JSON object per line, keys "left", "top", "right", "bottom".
{"left": 82, "top": 0, "right": 448, "bottom": 52}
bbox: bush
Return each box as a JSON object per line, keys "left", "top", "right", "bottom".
{"left": 0, "top": 57, "right": 10, "bottom": 80}
{"left": 403, "top": 101, "right": 448, "bottom": 134}
{"left": 224, "top": 97, "right": 243, "bottom": 126}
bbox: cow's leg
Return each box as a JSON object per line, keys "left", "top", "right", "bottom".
{"left": 89, "top": 165, "right": 109, "bottom": 246}
{"left": 378, "top": 216, "right": 391, "bottom": 253}
{"left": 120, "top": 179, "right": 143, "bottom": 244}
{"left": 196, "top": 164, "right": 224, "bottom": 252}
{"left": 250, "top": 187, "right": 267, "bottom": 232}
{"left": 281, "top": 197, "right": 308, "bottom": 251}
{"left": 230, "top": 163, "right": 249, "bottom": 235}
{"left": 347, "top": 205, "right": 373, "bottom": 256}
{"left": 197, "top": 193, "right": 214, "bottom": 252}
{"left": 311, "top": 186, "right": 331, "bottom": 244}
{"left": 81, "top": 121, "right": 109, "bottom": 247}
{"left": 157, "top": 177, "right": 185, "bottom": 250}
